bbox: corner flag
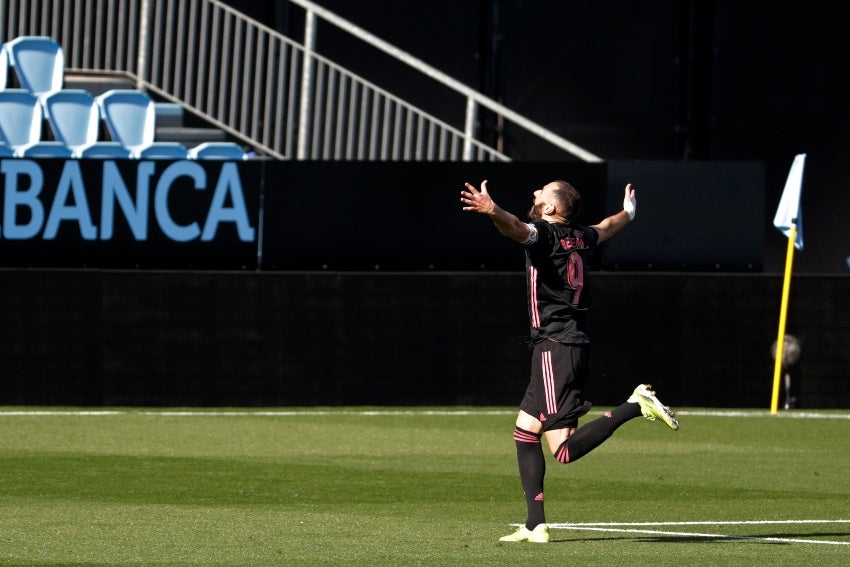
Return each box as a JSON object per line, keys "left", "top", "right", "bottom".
{"left": 770, "top": 153, "right": 806, "bottom": 413}
{"left": 772, "top": 153, "right": 806, "bottom": 250}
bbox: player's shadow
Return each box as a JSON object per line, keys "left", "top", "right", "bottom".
{"left": 643, "top": 529, "right": 850, "bottom": 544}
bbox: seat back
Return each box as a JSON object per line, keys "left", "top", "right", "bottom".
{"left": 5, "top": 36, "right": 64, "bottom": 95}
{"left": 42, "top": 89, "right": 100, "bottom": 149}
{"left": 0, "top": 89, "right": 42, "bottom": 147}
{"left": 96, "top": 89, "right": 155, "bottom": 149}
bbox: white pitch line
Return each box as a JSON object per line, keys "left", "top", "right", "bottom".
{"left": 0, "top": 410, "right": 126, "bottom": 416}
{"left": 0, "top": 409, "right": 516, "bottom": 417}
{"left": 677, "top": 410, "right": 850, "bottom": 420}
{"left": 136, "top": 410, "right": 517, "bottom": 417}
{"left": 558, "top": 520, "right": 850, "bottom": 526}
{"left": 546, "top": 520, "right": 850, "bottom": 546}
{"left": 0, "top": 409, "right": 849, "bottom": 419}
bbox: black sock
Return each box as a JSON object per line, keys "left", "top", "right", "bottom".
{"left": 513, "top": 427, "right": 546, "bottom": 530}
{"left": 554, "top": 402, "right": 641, "bottom": 463}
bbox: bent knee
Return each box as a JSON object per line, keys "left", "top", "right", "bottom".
{"left": 515, "top": 410, "right": 542, "bottom": 433}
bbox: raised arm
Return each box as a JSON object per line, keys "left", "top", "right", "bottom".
{"left": 460, "top": 180, "right": 532, "bottom": 243}
{"left": 591, "top": 183, "right": 636, "bottom": 243}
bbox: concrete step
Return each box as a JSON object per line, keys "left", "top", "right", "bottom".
{"left": 62, "top": 72, "right": 135, "bottom": 97}
{"left": 155, "top": 126, "right": 229, "bottom": 146}
{"left": 154, "top": 103, "right": 185, "bottom": 127}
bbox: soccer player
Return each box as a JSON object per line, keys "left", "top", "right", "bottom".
{"left": 460, "top": 179, "right": 679, "bottom": 543}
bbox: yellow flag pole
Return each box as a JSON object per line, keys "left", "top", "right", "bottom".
{"left": 771, "top": 224, "right": 797, "bottom": 414}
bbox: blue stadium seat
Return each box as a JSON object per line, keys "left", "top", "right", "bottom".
{"left": 42, "top": 89, "right": 130, "bottom": 158}
{"left": 5, "top": 36, "right": 64, "bottom": 96}
{"left": 97, "top": 89, "right": 187, "bottom": 158}
{"left": 187, "top": 141, "right": 247, "bottom": 161}
{"left": 0, "top": 88, "right": 71, "bottom": 157}
{"left": 0, "top": 143, "right": 14, "bottom": 157}
{"left": 0, "top": 89, "right": 49, "bottom": 156}
{"left": 96, "top": 89, "right": 153, "bottom": 150}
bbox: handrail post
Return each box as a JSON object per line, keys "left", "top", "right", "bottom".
{"left": 297, "top": 8, "right": 317, "bottom": 160}
{"left": 463, "top": 96, "right": 478, "bottom": 161}
{"left": 136, "top": 0, "right": 152, "bottom": 88}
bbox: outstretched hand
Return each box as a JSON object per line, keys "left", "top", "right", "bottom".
{"left": 460, "top": 180, "right": 496, "bottom": 214}
{"left": 623, "top": 183, "right": 636, "bottom": 220}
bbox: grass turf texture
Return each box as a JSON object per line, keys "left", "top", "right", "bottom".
{"left": 0, "top": 407, "right": 848, "bottom": 566}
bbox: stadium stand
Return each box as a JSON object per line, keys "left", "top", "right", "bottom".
{"left": 0, "top": 34, "right": 238, "bottom": 159}
{"left": 41, "top": 89, "right": 132, "bottom": 158}
{"left": 4, "top": 36, "right": 64, "bottom": 96}
{"left": 187, "top": 141, "right": 247, "bottom": 161}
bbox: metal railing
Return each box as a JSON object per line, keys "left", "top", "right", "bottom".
{"left": 0, "top": 0, "right": 602, "bottom": 162}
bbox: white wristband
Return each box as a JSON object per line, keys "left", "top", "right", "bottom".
{"left": 521, "top": 223, "right": 539, "bottom": 245}
{"left": 624, "top": 194, "right": 636, "bottom": 220}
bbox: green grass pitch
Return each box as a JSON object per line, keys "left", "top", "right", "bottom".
{"left": 1, "top": 407, "right": 848, "bottom": 566}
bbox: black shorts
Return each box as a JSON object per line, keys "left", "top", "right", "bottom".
{"left": 519, "top": 339, "right": 592, "bottom": 431}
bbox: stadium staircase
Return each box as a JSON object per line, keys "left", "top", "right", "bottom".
{"left": 0, "top": 0, "right": 600, "bottom": 162}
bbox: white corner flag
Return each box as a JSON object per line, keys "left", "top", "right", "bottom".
{"left": 770, "top": 153, "right": 806, "bottom": 413}
{"left": 772, "top": 153, "right": 806, "bottom": 250}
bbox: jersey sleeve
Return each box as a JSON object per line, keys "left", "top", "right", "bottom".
{"left": 523, "top": 220, "right": 550, "bottom": 248}
{"left": 583, "top": 225, "right": 600, "bottom": 250}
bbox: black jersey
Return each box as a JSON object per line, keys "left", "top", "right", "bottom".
{"left": 524, "top": 220, "right": 600, "bottom": 345}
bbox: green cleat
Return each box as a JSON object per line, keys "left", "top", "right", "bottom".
{"left": 628, "top": 384, "right": 680, "bottom": 430}
{"left": 499, "top": 523, "right": 550, "bottom": 543}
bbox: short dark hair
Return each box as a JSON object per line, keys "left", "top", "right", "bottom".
{"left": 552, "top": 180, "right": 582, "bottom": 222}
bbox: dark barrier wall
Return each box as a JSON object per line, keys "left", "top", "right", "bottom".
{"left": 2, "top": 159, "right": 768, "bottom": 272}
{"left": 2, "top": 269, "right": 847, "bottom": 408}
{"left": 591, "top": 274, "right": 850, "bottom": 410}
{"left": 260, "top": 161, "right": 606, "bottom": 271}
{"left": 603, "top": 160, "right": 765, "bottom": 271}
{"left": 260, "top": 160, "right": 764, "bottom": 272}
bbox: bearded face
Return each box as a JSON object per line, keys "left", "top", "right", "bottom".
{"left": 528, "top": 201, "right": 545, "bottom": 221}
